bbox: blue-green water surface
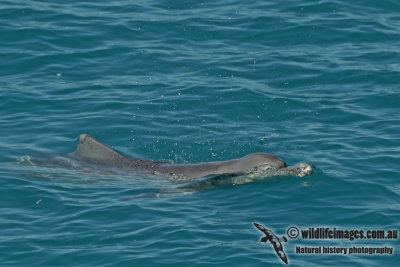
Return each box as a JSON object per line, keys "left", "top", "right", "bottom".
{"left": 1, "top": 0, "right": 399, "bottom": 266}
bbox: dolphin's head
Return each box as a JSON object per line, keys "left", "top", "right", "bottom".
{"left": 239, "top": 153, "right": 287, "bottom": 170}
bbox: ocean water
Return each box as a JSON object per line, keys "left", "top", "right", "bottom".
{"left": 1, "top": 0, "right": 399, "bottom": 266}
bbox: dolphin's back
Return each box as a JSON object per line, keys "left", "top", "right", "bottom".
{"left": 156, "top": 152, "right": 287, "bottom": 179}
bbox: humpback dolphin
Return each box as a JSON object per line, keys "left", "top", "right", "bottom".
{"left": 68, "top": 134, "right": 313, "bottom": 181}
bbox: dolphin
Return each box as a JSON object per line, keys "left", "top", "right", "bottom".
{"left": 67, "top": 134, "right": 313, "bottom": 181}
{"left": 22, "top": 133, "right": 313, "bottom": 193}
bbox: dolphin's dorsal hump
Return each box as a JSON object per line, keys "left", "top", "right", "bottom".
{"left": 71, "top": 134, "right": 124, "bottom": 162}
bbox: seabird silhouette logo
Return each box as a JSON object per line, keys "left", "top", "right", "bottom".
{"left": 254, "top": 222, "right": 288, "bottom": 264}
